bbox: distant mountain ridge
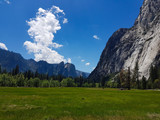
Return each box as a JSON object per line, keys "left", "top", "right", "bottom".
{"left": 0, "top": 49, "right": 89, "bottom": 78}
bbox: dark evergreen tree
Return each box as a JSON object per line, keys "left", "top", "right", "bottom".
{"left": 2, "top": 69, "right": 7, "bottom": 74}
{"left": 92, "top": 80, "right": 96, "bottom": 87}
{"left": 46, "top": 73, "right": 49, "bottom": 80}
{"left": 150, "top": 65, "right": 159, "bottom": 81}
{"left": 34, "top": 70, "right": 39, "bottom": 78}
{"left": 57, "top": 75, "right": 63, "bottom": 82}
{"left": 12, "top": 68, "right": 15, "bottom": 76}
{"left": 79, "top": 76, "right": 84, "bottom": 87}
{"left": 135, "top": 61, "right": 139, "bottom": 81}
{"left": 127, "top": 67, "right": 131, "bottom": 90}
{"left": 15, "top": 65, "right": 19, "bottom": 75}
{"left": 150, "top": 65, "right": 154, "bottom": 82}
{"left": 141, "top": 76, "right": 147, "bottom": 89}
{"left": 114, "top": 74, "right": 121, "bottom": 88}
{"left": 133, "top": 61, "right": 140, "bottom": 89}
{"left": 101, "top": 77, "right": 106, "bottom": 89}
{"left": 120, "top": 70, "right": 126, "bottom": 88}
{"left": 137, "top": 79, "right": 140, "bottom": 89}
{"left": 27, "top": 70, "right": 32, "bottom": 79}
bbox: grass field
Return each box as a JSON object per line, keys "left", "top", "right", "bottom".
{"left": 0, "top": 88, "right": 160, "bottom": 120}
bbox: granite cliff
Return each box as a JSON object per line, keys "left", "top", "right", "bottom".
{"left": 89, "top": 0, "right": 160, "bottom": 81}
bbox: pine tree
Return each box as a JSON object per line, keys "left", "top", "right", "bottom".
{"left": 127, "top": 67, "right": 131, "bottom": 90}
{"left": 137, "top": 80, "right": 140, "bottom": 89}
{"left": 15, "top": 65, "right": 19, "bottom": 75}
{"left": 150, "top": 65, "right": 157, "bottom": 83}
{"left": 27, "top": 70, "right": 31, "bottom": 79}
{"left": 3, "top": 69, "right": 7, "bottom": 74}
{"left": 142, "top": 76, "right": 147, "bottom": 89}
{"left": 116, "top": 75, "right": 121, "bottom": 88}
{"left": 133, "top": 61, "right": 140, "bottom": 89}
{"left": 34, "top": 70, "right": 39, "bottom": 78}
{"left": 46, "top": 73, "right": 49, "bottom": 80}
{"left": 101, "top": 77, "right": 106, "bottom": 89}
{"left": 135, "top": 61, "right": 139, "bottom": 81}
{"left": 120, "top": 70, "right": 126, "bottom": 88}
{"left": 92, "top": 80, "right": 96, "bottom": 88}
{"left": 79, "top": 76, "right": 84, "bottom": 87}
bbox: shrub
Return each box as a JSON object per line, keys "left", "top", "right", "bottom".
{"left": 61, "top": 78, "right": 76, "bottom": 87}
{"left": 50, "top": 80, "right": 60, "bottom": 87}
{"left": 41, "top": 80, "right": 50, "bottom": 87}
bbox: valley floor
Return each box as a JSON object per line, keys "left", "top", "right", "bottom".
{"left": 0, "top": 87, "right": 160, "bottom": 120}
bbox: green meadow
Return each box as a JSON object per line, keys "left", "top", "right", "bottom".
{"left": 0, "top": 87, "right": 160, "bottom": 120}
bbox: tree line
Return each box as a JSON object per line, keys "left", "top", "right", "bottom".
{"left": 99, "top": 61, "right": 160, "bottom": 90}
{"left": 0, "top": 65, "right": 96, "bottom": 87}
{"left": 0, "top": 61, "right": 160, "bottom": 89}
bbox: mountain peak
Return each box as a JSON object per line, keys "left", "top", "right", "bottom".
{"left": 134, "top": 0, "right": 160, "bottom": 29}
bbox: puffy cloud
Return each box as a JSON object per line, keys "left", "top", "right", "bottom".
{"left": 81, "top": 60, "right": 85, "bottom": 62}
{"left": 51, "top": 6, "right": 65, "bottom": 15}
{"left": 85, "top": 62, "right": 90, "bottom": 66}
{"left": 0, "top": 42, "right": 8, "bottom": 50}
{"left": 4, "top": 0, "right": 10, "bottom": 4}
{"left": 93, "top": 35, "right": 100, "bottom": 40}
{"left": 24, "top": 6, "right": 69, "bottom": 64}
{"left": 24, "top": 41, "right": 66, "bottom": 63}
{"left": 52, "top": 43, "right": 63, "bottom": 49}
{"left": 63, "top": 18, "right": 68, "bottom": 24}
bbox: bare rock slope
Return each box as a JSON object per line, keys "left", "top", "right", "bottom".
{"left": 89, "top": 0, "right": 160, "bottom": 81}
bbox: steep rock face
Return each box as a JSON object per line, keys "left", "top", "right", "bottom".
{"left": 0, "top": 49, "right": 89, "bottom": 78}
{"left": 89, "top": 0, "right": 160, "bottom": 81}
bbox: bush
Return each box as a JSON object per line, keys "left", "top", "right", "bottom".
{"left": 0, "top": 74, "right": 14, "bottom": 87}
{"left": 33, "top": 78, "right": 41, "bottom": 87}
{"left": 153, "top": 79, "right": 160, "bottom": 89}
{"left": 50, "top": 80, "right": 60, "bottom": 87}
{"left": 61, "top": 78, "right": 76, "bottom": 87}
{"left": 16, "top": 74, "right": 25, "bottom": 87}
{"left": 41, "top": 80, "right": 50, "bottom": 87}
{"left": 27, "top": 78, "right": 34, "bottom": 87}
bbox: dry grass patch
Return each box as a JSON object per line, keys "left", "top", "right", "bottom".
{"left": 147, "top": 113, "right": 160, "bottom": 120}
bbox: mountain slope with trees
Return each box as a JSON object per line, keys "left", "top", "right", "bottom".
{"left": 0, "top": 49, "right": 89, "bottom": 78}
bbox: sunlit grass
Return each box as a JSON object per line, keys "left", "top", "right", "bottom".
{"left": 0, "top": 87, "right": 160, "bottom": 120}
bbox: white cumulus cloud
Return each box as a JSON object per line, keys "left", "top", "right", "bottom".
{"left": 52, "top": 43, "right": 63, "bottom": 49}
{"left": 51, "top": 6, "right": 65, "bottom": 15}
{"left": 93, "top": 35, "right": 100, "bottom": 40}
{"left": 24, "top": 6, "right": 69, "bottom": 64}
{"left": 85, "top": 62, "right": 90, "bottom": 66}
{"left": 0, "top": 42, "right": 8, "bottom": 50}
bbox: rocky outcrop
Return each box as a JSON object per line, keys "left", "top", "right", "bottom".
{"left": 0, "top": 49, "right": 89, "bottom": 78}
{"left": 89, "top": 0, "right": 160, "bottom": 81}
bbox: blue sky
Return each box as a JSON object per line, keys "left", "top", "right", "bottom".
{"left": 0, "top": 0, "right": 143, "bottom": 73}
